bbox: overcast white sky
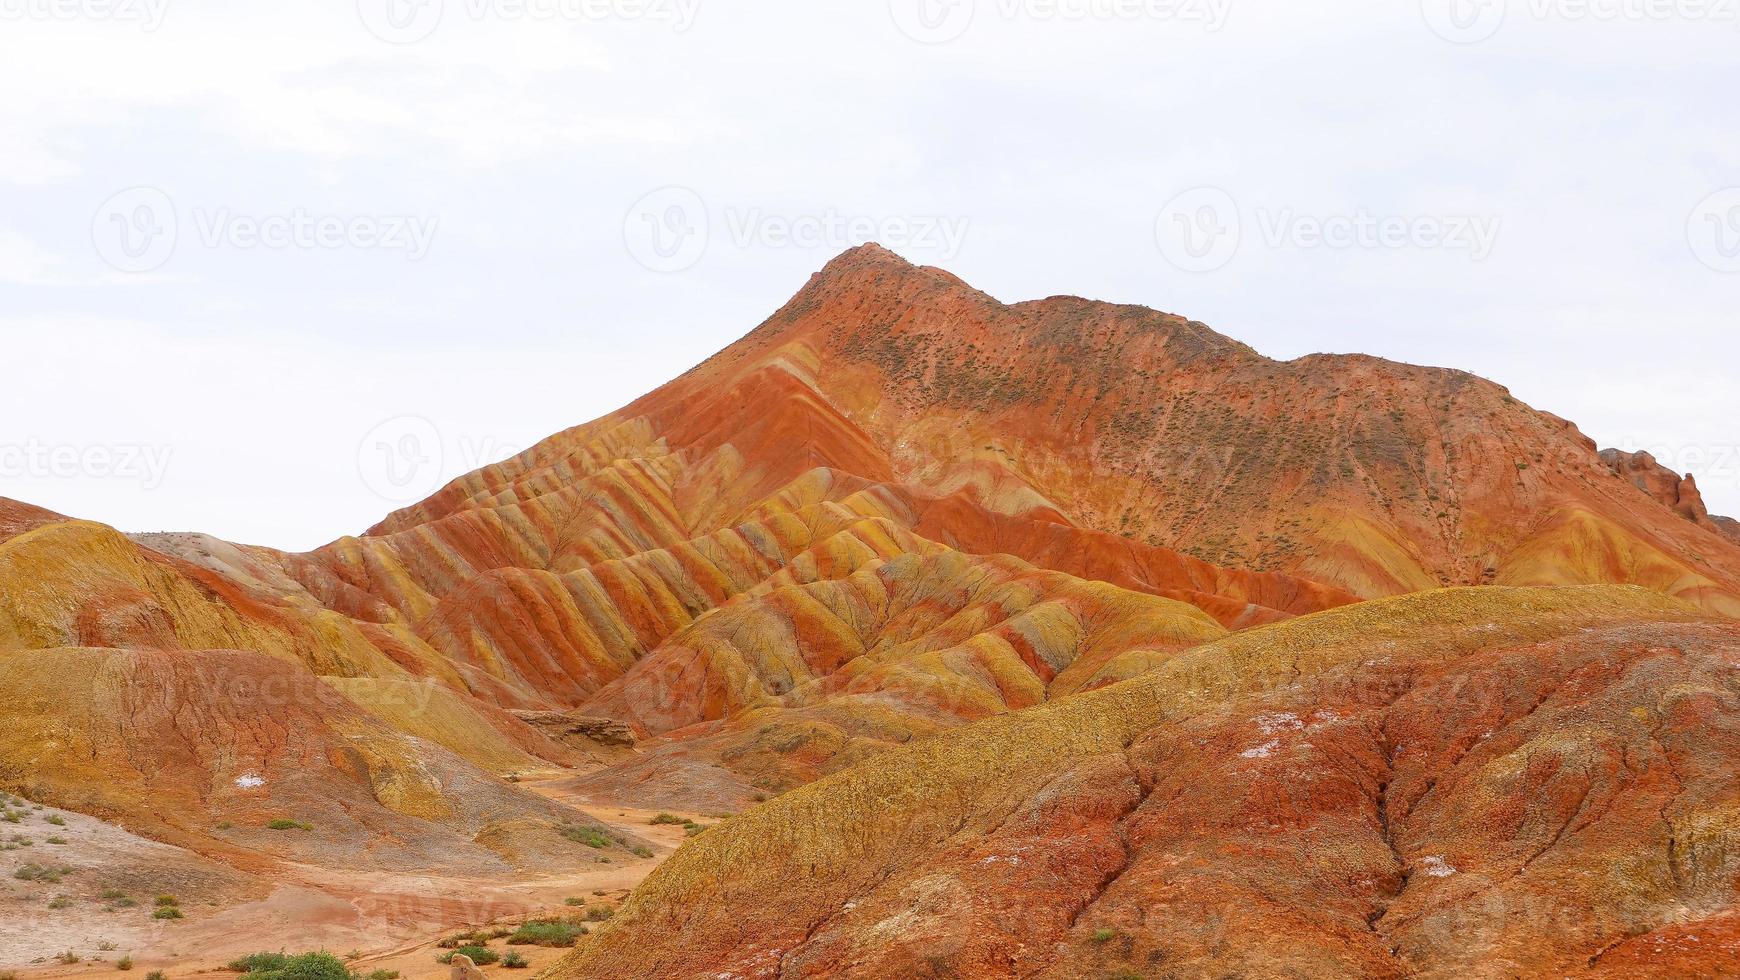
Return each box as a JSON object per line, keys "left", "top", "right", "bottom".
{"left": 1, "top": 0, "right": 1736, "bottom": 551}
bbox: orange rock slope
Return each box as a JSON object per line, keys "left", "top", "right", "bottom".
{"left": 5, "top": 246, "right": 1740, "bottom": 974}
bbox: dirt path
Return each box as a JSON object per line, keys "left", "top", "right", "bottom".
{"left": 1, "top": 774, "right": 722, "bottom": 980}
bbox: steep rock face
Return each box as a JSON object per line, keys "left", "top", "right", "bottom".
{"left": 553, "top": 587, "right": 1740, "bottom": 979}
{"left": 1601, "top": 448, "right": 1740, "bottom": 547}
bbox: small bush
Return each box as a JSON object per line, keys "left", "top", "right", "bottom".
{"left": 147, "top": 972, "right": 168, "bottom": 980}
{"left": 57, "top": 952, "right": 81, "bottom": 965}
{"left": 234, "top": 952, "right": 352, "bottom": 980}
{"left": 630, "top": 845, "right": 654, "bottom": 859}
{"left": 507, "top": 920, "right": 585, "bottom": 948}
{"left": 155, "top": 894, "right": 180, "bottom": 906}
{"left": 46, "top": 836, "right": 67, "bottom": 845}
{"left": 228, "top": 953, "right": 289, "bottom": 974}
{"left": 45, "top": 815, "right": 66, "bottom": 826}
{"left": 364, "top": 971, "right": 399, "bottom": 980}
{"left": 649, "top": 813, "right": 685, "bottom": 825}
{"left": 585, "top": 906, "right": 612, "bottom": 922}
{"left": 436, "top": 946, "right": 497, "bottom": 966}
{"left": 267, "top": 820, "right": 313, "bottom": 832}
{"left": 48, "top": 895, "right": 72, "bottom": 909}
{"left": 118, "top": 956, "right": 135, "bottom": 971}
{"left": 153, "top": 906, "right": 185, "bottom": 920}
{"left": 563, "top": 897, "right": 585, "bottom": 906}
{"left": 14, "top": 863, "right": 71, "bottom": 883}
{"left": 501, "top": 952, "right": 528, "bottom": 969}
{"left": 559, "top": 826, "right": 611, "bottom": 849}
{"left": 1090, "top": 928, "right": 1116, "bottom": 944}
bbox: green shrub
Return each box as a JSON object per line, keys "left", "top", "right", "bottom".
{"left": 14, "top": 863, "right": 71, "bottom": 882}
{"left": 364, "top": 971, "right": 399, "bottom": 980}
{"left": 46, "top": 836, "right": 67, "bottom": 845}
{"left": 501, "top": 951, "right": 528, "bottom": 969}
{"left": 153, "top": 906, "right": 185, "bottom": 920}
{"left": 585, "top": 906, "right": 612, "bottom": 922}
{"left": 507, "top": 920, "right": 585, "bottom": 947}
{"left": 436, "top": 946, "right": 496, "bottom": 966}
{"left": 1090, "top": 928, "right": 1116, "bottom": 944}
{"left": 118, "top": 956, "right": 135, "bottom": 971}
{"left": 563, "top": 897, "right": 585, "bottom": 906}
{"left": 267, "top": 820, "right": 313, "bottom": 832}
{"left": 228, "top": 953, "right": 290, "bottom": 974}
{"left": 559, "top": 826, "right": 610, "bottom": 849}
{"left": 630, "top": 845, "right": 654, "bottom": 859}
{"left": 649, "top": 813, "right": 685, "bottom": 825}
{"left": 48, "top": 895, "right": 72, "bottom": 909}
{"left": 146, "top": 972, "right": 168, "bottom": 980}
{"left": 155, "top": 894, "right": 179, "bottom": 907}
{"left": 45, "top": 815, "right": 66, "bottom": 826}
{"left": 232, "top": 952, "right": 353, "bottom": 980}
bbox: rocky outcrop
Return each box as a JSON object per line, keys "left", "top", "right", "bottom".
{"left": 510, "top": 709, "right": 637, "bottom": 749}
{"left": 1600, "top": 448, "right": 1740, "bottom": 546}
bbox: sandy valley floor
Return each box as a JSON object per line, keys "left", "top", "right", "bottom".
{"left": 0, "top": 773, "right": 718, "bottom": 979}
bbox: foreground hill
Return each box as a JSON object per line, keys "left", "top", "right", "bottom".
{"left": 553, "top": 586, "right": 1740, "bottom": 978}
